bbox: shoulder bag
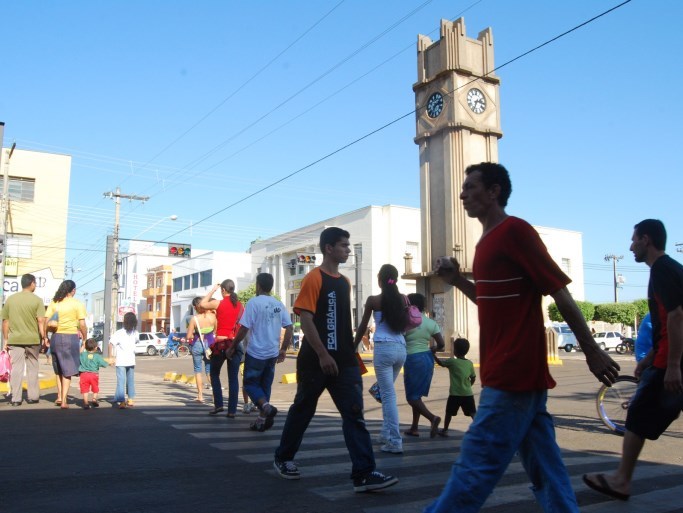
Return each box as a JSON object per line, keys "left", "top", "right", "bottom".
{"left": 194, "top": 315, "right": 211, "bottom": 359}
{"left": 404, "top": 295, "right": 422, "bottom": 331}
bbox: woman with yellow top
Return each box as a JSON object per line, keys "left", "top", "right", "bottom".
{"left": 44, "top": 280, "right": 87, "bottom": 409}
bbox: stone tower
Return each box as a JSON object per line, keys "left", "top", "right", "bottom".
{"left": 405, "top": 18, "right": 502, "bottom": 355}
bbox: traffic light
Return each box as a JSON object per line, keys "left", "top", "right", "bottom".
{"left": 297, "top": 254, "right": 316, "bottom": 264}
{"left": 168, "top": 243, "right": 191, "bottom": 258}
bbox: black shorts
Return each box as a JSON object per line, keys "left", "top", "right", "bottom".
{"left": 626, "top": 366, "right": 683, "bottom": 441}
{"left": 446, "top": 395, "right": 476, "bottom": 417}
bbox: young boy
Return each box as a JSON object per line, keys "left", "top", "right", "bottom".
{"left": 78, "top": 338, "right": 109, "bottom": 409}
{"left": 434, "top": 337, "right": 476, "bottom": 436}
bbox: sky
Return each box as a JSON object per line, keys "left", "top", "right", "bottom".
{"left": 1, "top": 0, "right": 681, "bottom": 305}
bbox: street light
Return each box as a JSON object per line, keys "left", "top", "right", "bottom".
{"left": 131, "top": 214, "right": 178, "bottom": 239}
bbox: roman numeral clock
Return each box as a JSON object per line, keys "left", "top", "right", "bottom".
{"left": 406, "top": 17, "right": 503, "bottom": 352}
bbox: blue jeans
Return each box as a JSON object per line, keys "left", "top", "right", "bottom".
{"left": 373, "top": 340, "right": 407, "bottom": 446}
{"left": 275, "top": 364, "right": 375, "bottom": 479}
{"left": 114, "top": 366, "right": 135, "bottom": 402}
{"left": 190, "top": 342, "right": 211, "bottom": 374}
{"left": 243, "top": 353, "right": 276, "bottom": 405}
{"left": 424, "top": 387, "right": 578, "bottom": 513}
{"left": 210, "top": 344, "right": 243, "bottom": 414}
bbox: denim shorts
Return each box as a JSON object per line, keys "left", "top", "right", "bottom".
{"left": 626, "top": 366, "right": 683, "bottom": 440}
{"left": 190, "top": 342, "right": 210, "bottom": 374}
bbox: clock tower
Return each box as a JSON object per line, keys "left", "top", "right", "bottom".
{"left": 406, "top": 18, "right": 502, "bottom": 355}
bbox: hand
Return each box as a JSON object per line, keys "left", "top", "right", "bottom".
{"left": 224, "top": 345, "right": 236, "bottom": 360}
{"left": 584, "top": 347, "right": 620, "bottom": 386}
{"left": 634, "top": 359, "right": 647, "bottom": 380}
{"left": 434, "top": 256, "right": 460, "bottom": 285}
{"left": 663, "top": 366, "right": 683, "bottom": 394}
{"left": 318, "top": 352, "right": 339, "bottom": 376}
{"left": 276, "top": 349, "right": 286, "bottom": 364}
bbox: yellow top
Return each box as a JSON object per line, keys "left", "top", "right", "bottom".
{"left": 45, "top": 297, "right": 86, "bottom": 334}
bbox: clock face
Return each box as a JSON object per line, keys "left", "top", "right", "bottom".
{"left": 426, "top": 92, "right": 444, "bottom": 118}
{"left": 466, "top": 88, "right": 486, "bottom": 114}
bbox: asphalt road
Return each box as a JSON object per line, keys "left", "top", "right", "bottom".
{"left": 2, "top": 351, "right": 682, "bottom": 513}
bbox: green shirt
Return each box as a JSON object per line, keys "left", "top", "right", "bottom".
{"left": 441, "top": 357, "right": 475, "bottom": 396}
{"left": 79, "top": 351, "right": 109, "bottom": 373}
{"left": 1, "top": 290, "right": 45, "bottom": 346}
{"left": 404, "top": 314, "right": 441, "bottom": 355}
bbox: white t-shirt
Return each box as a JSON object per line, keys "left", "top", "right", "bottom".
{"left": 240, "top": 295, "right": 292, "bottom": 360}
{"left": 111, "top": 329, "right": 137, "bottom": 367}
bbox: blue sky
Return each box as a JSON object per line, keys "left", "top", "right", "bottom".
{"left": 1, "top": 0, "right": 681, "bottom": 304}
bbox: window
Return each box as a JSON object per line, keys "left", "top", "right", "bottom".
{"left": 298, "top": 265, "right": 304, "bottom": 275}
{"left": 200, "top": 270, "right": 212, "bottom": 287}
{"left": 289, "top": 265, "right": 295, "bottom": 276}
{"left": 156, "top": 276, "right": 163, "bottom": 288}
{"left": 561, "top": 258, "right": 572, "bottom": 276}
{"left": 0, "top": 177, "right": 35, "bottom": 202}
{"left": 6, "top": 234, "right": 32, "bottom": 258}
{"left": 183, "top": 275, "right": 190, "bottom": 289}
{"left": 156, "top": 301, "right": 162, "bottom": 312}
{"left": 173, "top": 277, "right": 182, "bottom": 292}
{"left": 191, "top": 273, "right": 199, "bottom": 288}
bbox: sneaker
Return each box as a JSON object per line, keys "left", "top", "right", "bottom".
{"left": 375, "top": 435, "right": 388, "bottom": 445}
{"left": 242, "top": 402, "right": 255, "bottom": 414}
{"left": 91, "top": 400, "right": 99, "bottom": 408}
{"left": 274, "top": 460, "right": 300, "bottom": 480}
{"left": 353, "top": 471, "right": 398, "bottom": 492}
{"left": 380, "top": 443, "right": 403, "bottom": 454}
{"left": 118, "top": 402, "right": 127, "bottom": 409}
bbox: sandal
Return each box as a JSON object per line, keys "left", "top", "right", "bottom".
{"left": 430, "top": 416, "right": 441, "bottom": 439}
{"left": 209, "top": 407, "right": 224, "bottom": 415}
{"left": 54, "top": 399, "right": 62, "bottom": 406}
{"left": 403, "top": 430, "right": 420, "bottom": 437}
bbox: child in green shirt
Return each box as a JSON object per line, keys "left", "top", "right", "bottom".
{"left": 434, "top": 338, "right": 476, "bottom": 436}
{"left": 78, "top": 338, "right": 109, "bottom": 409}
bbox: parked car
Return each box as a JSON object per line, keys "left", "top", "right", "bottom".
{"left": 136, "top": 332, "right": 167, "bottom": 356}
{"left": 553, "top": 324, "right": 577, "bottom": 352}
{"left": 593, "top": 331, "right": 623, "bottom": 351}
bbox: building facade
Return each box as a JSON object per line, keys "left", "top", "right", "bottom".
{"left": 0, "top": 147, "right": 70, "bottom": 306}
{"left": 140, "top": 265, "right": 173, "bottom": 332}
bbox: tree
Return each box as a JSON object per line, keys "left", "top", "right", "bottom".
{"left": 547, "top": 300, "right": 594, "bottom": 323}
{"left": 237, "top": 283, "right": 281, "bottom": 304}
{"left": 593, "top": 302, "right": 637, "bottom": 325}
{"left": 632, "top": 299, "right": 649, "bottom": 321}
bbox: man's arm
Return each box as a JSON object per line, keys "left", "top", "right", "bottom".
{"left": 353, "top": 297, "right": 374, "bottom": 350}
{"left": 552, "top": 287, "right": 620, "bottom": 385}
{"left": 278, "top": 325, "right": 293, "bottom": 363}
{"left": 664, "top": 306, "right": 683, "bottom": 393}
{"left": 300, "top": 310, "right": 338, "bottom": 376}
{"left": 37, "top": 316, "right": 46, "bottom": 341}
{"left": 434, "top": 257, "right": 476, "bottom": 303}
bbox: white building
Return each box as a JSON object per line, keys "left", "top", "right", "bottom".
{"left": 250, "top": 205, "right": 422, "bottom": 328}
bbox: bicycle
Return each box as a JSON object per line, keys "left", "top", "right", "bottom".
{"left": 595, "top": 375, "right": 638, "bottom": 436}
{"left": 160, "top": 338, "right": 190, "bottom": 358}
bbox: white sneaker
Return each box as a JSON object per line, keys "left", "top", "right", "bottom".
{"left": 376, "top": 435, "right": 388, "bottom": 445}
{"left": 380, "top": 442, "right": 403, "bottom": 454}
{"left": 242, "top": 402, "right": 256, "bottom": 414}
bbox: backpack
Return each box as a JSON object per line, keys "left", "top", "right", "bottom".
{"left": 0, "top": 350, "right": 11, "bottom": 382}
{"left": 404, "top": 296, "right": 423, "bottom": 331}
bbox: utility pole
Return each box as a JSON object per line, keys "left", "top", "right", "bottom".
{"left": 102, "top": 188, "right": 148, "bottom": 354}
{"left": 0, "top": 122, "right": 16, "bottom": 310}
{"left": 604, "top": 253, "right": 624, "bottom": 303}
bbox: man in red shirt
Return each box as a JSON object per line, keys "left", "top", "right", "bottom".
{"left": 584, "top": 219, "right": 683, "bottom": 501}
{"left": 425, "top": 162, "right": 619, "bottom": 513}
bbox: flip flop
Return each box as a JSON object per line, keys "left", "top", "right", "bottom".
{"left": 582, "top": 474, "right": 630, "bottom": 501}
{"left": 437, "top": 429, "right": 449, "bottom": 437}
{"left": 403, "top": 430, "right": 420, "bottom": 437}
{"left": 430, "top": 416, "right": 441, "bottom": 438}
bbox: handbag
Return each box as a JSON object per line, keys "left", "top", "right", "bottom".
{"left": 368, "top": 382, "right": 382, "bottom": 403}
{"left": 46, "top": 305, "right": 59, "bottom": 333}
{"left": 0, "top": 350, "right": 11, "bottom": 383}
{"left": 194, "top": 316, "right": 211, "bottom": 359}
{"left": 404, "top": 295, "right": 423, "bottom": 331}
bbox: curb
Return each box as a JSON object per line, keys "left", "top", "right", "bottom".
{"left": 0, "top": 372, "right": 58, "bottom": 393}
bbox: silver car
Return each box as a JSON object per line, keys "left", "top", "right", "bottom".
{"left": 554, "top": 325, "right": 577, "bottom": 352}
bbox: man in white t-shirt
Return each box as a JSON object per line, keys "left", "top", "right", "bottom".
{"left": 232, "top": 273, "right": 293, "bottom": 432}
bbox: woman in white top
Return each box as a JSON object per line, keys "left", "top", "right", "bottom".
{"left": 354, "top": 264, "right": 408, "bottom": 454}
{"left": 109, "top": 312, "right": 138, "bottom": 409}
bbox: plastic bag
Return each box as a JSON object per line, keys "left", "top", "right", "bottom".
{"left": 0, "top": 350, "right": 11, "bottom": 382}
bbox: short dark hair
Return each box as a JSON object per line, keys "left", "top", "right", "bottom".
{"left": 465, "top": 162, "right": 512, "bottom": 207}
{"left": 21, "top": 274, "right": 36, "bottom": 289}
{"left": 85, "top": 338, "right": 98, "bottom": 351}
{"left": 122, "top": 312, "right": 137, "bottom": 333}
{"left": 634, "top": 219, "right": 667, "bottom": 251}
{"left": 454, "top": 337, "right": 470, "bottom": 357}
{"left": 408, "top": 293, "right": 425, "bottom": 312}
{"left": 319, "top": 227, "right": 350, "bottom": 254}
{"left": 256, "top": 273, "right": 274, "bottom": 293}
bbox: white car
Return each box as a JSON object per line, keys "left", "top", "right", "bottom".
{"left": 136, "top": 332, "right": 167, "bottom": 356}
{"left": 593, "top": 331, "right": 623, "bottom": 351}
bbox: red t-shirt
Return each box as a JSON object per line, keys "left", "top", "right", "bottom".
{"left": 474, "top": 217, "right": 570, "bottom": 391}
{"left": 215, "top": 297, "right": 243, "bottom": 338}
